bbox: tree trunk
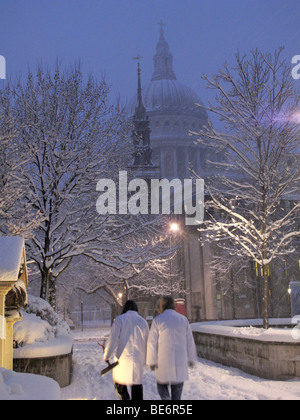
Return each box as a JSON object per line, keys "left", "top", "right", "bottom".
{"left": 262, "top": 264, "right": 269, "bottom": 329}
{"left": 48, "top": 273, "right": 57, "bottom": 311}
{"left": 261, "top": 185, "right": 269, "bottom": 329}
{"left": 40, "top": 270, "right": 48, "bottom": 301}
{"left": 40, "top": 270, "right": 57, "bottom": 310}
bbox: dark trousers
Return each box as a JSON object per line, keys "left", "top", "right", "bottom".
{"left": 114, "top": 383, "right": 143, "bottom": 401}
{"left": 157, "top": 382, "right": 184, "bottom": 400}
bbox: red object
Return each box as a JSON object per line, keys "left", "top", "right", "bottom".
{"left": 175, "top": 299, "right": 186, "bottom": 316}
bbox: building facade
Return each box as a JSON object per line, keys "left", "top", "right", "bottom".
{"left": 128, "top": 25, "right": 294, "bottom": 322}
{"left": 128, "top": 26, "right": 219, "bottom": 321}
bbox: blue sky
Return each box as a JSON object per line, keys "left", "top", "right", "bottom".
{"left": 1, "top": 0, "right": 300, "bottom": 107}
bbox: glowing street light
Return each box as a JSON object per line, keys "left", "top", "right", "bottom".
{"left": 169, "top": 222, "right": 180, "bottom": 234}
{"left": 290, "top": 110, "right": 300, "bottom": 124}
{"left": 168, "top": 222, "right": 181, "bottom": 298}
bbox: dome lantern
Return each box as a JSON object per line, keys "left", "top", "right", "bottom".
{"left": 152, "top": 21, "right": 176, "bottom": 82}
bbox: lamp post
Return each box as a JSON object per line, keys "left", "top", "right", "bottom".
{"left": 81, "top": 302, "right": 84, "bottom": 332}
{"left": 168, "top": 221, "right": 181, "bottom": 297}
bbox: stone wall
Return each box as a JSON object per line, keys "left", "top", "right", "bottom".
{"left": 193, "top": 329, "right": 300, "bottom": 381}
{"left": 13, "top": 351, "right": 73, "bottom": 388}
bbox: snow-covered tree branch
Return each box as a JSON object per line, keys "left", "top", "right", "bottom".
{"left": 1, "top": 63, "right": 183, "bottom": 311}
{"left": 0, "top": 86, "right": 43, "bottom": 238}
{"left": 74, "top": 214, "right": 185, "bottom": 313}
{"left": 1, "top": 63, "right": 133, "bottom": 309}
{"left": 193, "top": 48, "right": 300, "bottom": 328}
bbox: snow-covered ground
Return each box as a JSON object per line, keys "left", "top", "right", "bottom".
{"left": 60, "top": 327, "right": 300, "bottom": 401}
{"left": 0, "top": 368, "right": 60, "bottom": 400}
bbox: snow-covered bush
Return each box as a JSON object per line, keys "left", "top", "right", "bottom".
{"left": 14, "top": 312, "right": 55, "bottom": 347}
{"left": 13, "top": 295, "right": 71, "bottom": 348}
{"left": 25, "top": 295, "right": 71, "bottom": 336}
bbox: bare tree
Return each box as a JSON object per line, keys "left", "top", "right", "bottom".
{"left": 194, "top": 48, "right": 300, "bottom": 328}
{"left": 75, "top": 214, "right": 185, "bottom": 313}
{"left": 4, "top": 63, "right": 182, "bottom": 311}
{"left": 6, "top": 63, "right": 130, "bottom": 309}
{"left": 0, "top": 85, "right": 43, "bottom": 238}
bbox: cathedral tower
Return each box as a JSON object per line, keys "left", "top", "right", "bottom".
{"left": 130, "top": 57, "right": 160, "bottom": 181}
{"left": 128, "top": 23, "right": 209, "bottom": 180}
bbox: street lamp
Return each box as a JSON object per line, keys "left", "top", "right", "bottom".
{"left": 291, "top": 110, "right": 300, "bottom": 124}
{"left": 168, "top": 221, "right": 181, "bottom": 297}
{"left": 169, "top": 222, "right": 180, "bottom": 234}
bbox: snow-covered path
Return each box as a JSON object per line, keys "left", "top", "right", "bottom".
{"left": 60, "top": 328, "right": 300, "bottom": 401}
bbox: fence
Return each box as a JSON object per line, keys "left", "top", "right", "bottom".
{"left": 71, "top": 308, "right": 111, "bottom": 329}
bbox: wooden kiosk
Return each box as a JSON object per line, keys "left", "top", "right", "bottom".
{"left": 0, "top": 236, "right": 28, "bottom": 370}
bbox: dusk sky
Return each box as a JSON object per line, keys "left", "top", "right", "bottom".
{"left": 1, "top": 0, "right": 300, "bottom": 108}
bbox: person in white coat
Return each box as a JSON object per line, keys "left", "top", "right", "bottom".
{"left": 103, "top": 300, "right": 149, "bottom": 401}
{"left": 147, "top": 296, "right": 197, "bottom": 400}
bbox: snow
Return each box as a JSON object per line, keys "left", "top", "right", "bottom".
{"left": 14, "top": 312, "right": 55, "bottom": 346}
{"left": 13, "top": 295, "right": 73, "bottom": 359}
{"left": 0, "top": 236, "right": 24, "bottom": 282}
{"left": 2, "top": 325, "right": 300, "bottom": 400}
{"left": 13, "top": 333, "right": 74, "bottom": 359}
{"left": 59, "top": 327, "right": 300, "bottom": 401}
{"left": 25, "top": 295, "right": 71, "bottom": 336}
{"left": 0, "top": 368, "right": 60, "bottom": 400}
{"left": 191, "top": 318, "right": 300, "bottom": 343}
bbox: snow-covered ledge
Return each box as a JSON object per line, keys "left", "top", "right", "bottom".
{"left": 12, "top": 297, "right": 74, "bottom": 388}
{"left": 13, "top": 334, "right": 73, "bottom": 359}
{"left": 191, "top": 318, "right": 299, "bottom": 343}
{"left": 191, "top": 319, "right": 300, "bottom": 381}
{"left": 13, "top": 335, "right": 73, "bottom": 388}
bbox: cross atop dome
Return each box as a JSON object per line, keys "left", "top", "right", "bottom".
{"left": 133, "top": 54, "right": 143, "bottom": 65}
{"left": 158, "top": 20, "right": 166, "bottom": 35}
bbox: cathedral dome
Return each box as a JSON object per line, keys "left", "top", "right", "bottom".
{"left": 128, "top": 25, "right": 206, "bottom": 120}
{"left": 128, "top": 78, "right": 205, "bottom": 117}
{"left": 127, "top": 24, "right": 209, "bottom": 180}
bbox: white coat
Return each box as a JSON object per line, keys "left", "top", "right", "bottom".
{"left": 103, "top": 310, "right": 149, "bottom": 386}
{"left": 147, "top": 309, "right": 197, "bottom": 384}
